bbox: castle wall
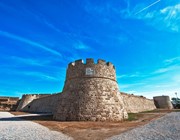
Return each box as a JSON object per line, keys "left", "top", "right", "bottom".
{"left": 54, "top": 59, "right": 128, "bottom": 121}
{"left": 121, "top": 92, "right": 156, "bottom": 113}
{"left": 16, "top": 94, "right": 51, "bottom": 111}
{"left": 22, "top": 93, "right": 60, "bottom": 113}
{"left": 15, "top": 58, "right": 158, "bottom": 121}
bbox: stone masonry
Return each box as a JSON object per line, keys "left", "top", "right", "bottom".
{"left": 16, "top": 58, "right": 156, "bottom": 121}
{"left": 16, "top": 94, "right": 51, "bottom": 111}
{"left": 53, "top": 59, "right": 128, "bottom": 121}
{"left": 121, "top": 92, "right": 156, "bottom": 113}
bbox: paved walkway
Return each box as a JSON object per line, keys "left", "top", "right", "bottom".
{"left": 108, "top": 112, "right": 180, "bottom": 140}
{"left": 0, "top": 112, "right": 73, "bottom": 140}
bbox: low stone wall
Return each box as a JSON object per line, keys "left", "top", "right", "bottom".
{"left": 121, "top": 92, "right": 156, "bottom": 113}
{"left": 16, "top": 94, "right": 51, "bottom": 111}
{"left": 22, "top": 94, "right": 60, "bottom": 113}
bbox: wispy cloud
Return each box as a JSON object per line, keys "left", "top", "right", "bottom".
{"left": 73, "top": 41, "right": 89, "bottom": 50}
{"left": 118, "top": 61, "right": 180, "bottom": 99}
{"left": 134, "top": 0, "right": 161, "bottom": 15}
{"left": 117, "top": 74, "right": 138, "bottom": 79}
{"left": 137, "top": 3, "right": 180, "bottom": 32}
{"left": 11, "top": 56, "right": 49, "bottom": 66}
{"left": 43, "top": 19, "right": 62, "bottom": 33}
{"left": 121, "top": 1, "right": 180, "bottom": 32}
{"left": 164, "top": 57, "right": 180, "bottom": 64}
{"left": 0, "top": 30, "right": 62, "bottom": 56}
{"left": 139, "top": 90, "right": 178, "bottom": 99}
{"left": 152, "top": 65, "right": 180, "bottom": 74}
{"left": 22, "top": 71, "right": 59, "bottom": 81}
{"left": 119, "top": 82, "right": 146, "bottom": 89}
{"left": 117, "top": 72, "right": 148, "bottom": 79}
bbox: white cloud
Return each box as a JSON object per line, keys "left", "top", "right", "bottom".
{"left": 144, "top": 4, "right": 180, "bottom": 32}
{"left": 0, "top": 30, "right": 62, "bottom": 56}
{"left": 164, "top": 57, "right": 180, "bottom": 64}
{"left": 139, "top": 90, "right": 179, "bottom": 99}
{"left": 119, "top": 63, "right": 180, "bottom": 99}
{"left": 22, "top": 71, "right": 59, "bottom": 81}
{"left": 134, "top": 0, "right": 161, "bottom": 15}
{"left": 74, "top": 41, "right": 89, "bottom": 50}
{"left": 11, "top": 56, "right": 49, "bottom": 66}
{"left": 152, "top": 65, "right": 180, "bottom": 74}
{"left": 122, "top": 2, "right": 180, "bottom": 32}
{"left": 119, "top": 82, "right": 146, "bottom": 90}
{"left": 153, "top": 68, "right": 170, "bottom": 74}
{"left": 117, "top": 72, "right": 148, "bottom": 79}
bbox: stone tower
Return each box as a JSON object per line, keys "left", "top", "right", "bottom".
{"left": 54, "top": 58, "right": 128, "bottom": 121}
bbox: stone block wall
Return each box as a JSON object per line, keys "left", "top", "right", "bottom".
{"left": 15, "top": 58, "right": 157, "bottom": 121}
{"left": 54, "top": 59, "right": 128, "bottom": 121}
{"left": 22, "top": 93, "right": 60, "bottom": 113}
{"left": 54, "top": 78, "right": 127, "bottom": 121}
{"left": 16, "top": 94, "right": 51, "bottom": 111}
{"left": 121, "top": 92, "right": 156, "bottom": 113}
{"left": 153, "top": 96, "right": 173, "bottom": 109}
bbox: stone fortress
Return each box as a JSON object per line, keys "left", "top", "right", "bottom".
{"left": 17, "top": 58, "right": 157, "bottom": 121}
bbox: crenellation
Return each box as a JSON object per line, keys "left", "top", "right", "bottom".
{"left": 75, "top": 59, "right": 84, "bottom": 65}
{"left": 68, "top": 62, "right": 75, "bottom": 68}
{"left": 97, "top": 59, "right": 106, "bottom": 65}
{"left": 86, "top": 58, "right": 94, "bottom": 65}
{"left": 65, "top": 58, "right": 117, "bottom": 81}
{"left": 106, "top": 62, "right": 114, "bottom": 69}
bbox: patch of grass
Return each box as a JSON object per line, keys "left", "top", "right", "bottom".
{"left": 141, "top": 109, "right": 180, "bottom": 113}
{"left": 172, "top": 109, "right": 180, "bottom": 112}
{"left": 140, "top": 109, "right": 158, "bottom": 113}
{"left": 127, "top": 113, "right": 138, "bottom": 121}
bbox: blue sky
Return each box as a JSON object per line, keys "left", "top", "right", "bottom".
{"left": 0, "top": 0, "right": 179, "bottom": 99}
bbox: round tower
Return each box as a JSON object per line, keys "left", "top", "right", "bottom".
{"left": 153, "top": 96, "right": 173, "bottom": 109}
{"left": 54, "top": 58, "right": 128, "bottom": 121}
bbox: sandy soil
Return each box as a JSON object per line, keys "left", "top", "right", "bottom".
{"left": 10, "top": 109, "right": 180, "bottom": 140}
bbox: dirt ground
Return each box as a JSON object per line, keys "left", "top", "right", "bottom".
{"left": 10, "top": 109, "right": 180, "bottom": 140}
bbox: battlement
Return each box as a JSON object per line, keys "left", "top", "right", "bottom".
{"left": 23, "top": 94, "right": 51, "bottom": 96}
{"left": 66, "top": 58, "right": 116, "bottom": 81}
{"left": 68, "top": 58, "right": 115, "bottom": 69}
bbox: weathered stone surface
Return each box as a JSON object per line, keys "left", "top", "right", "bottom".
{"left": 153, "top": 96, "right": 173, "bottom": 109}
{"left": 23, "top": 94, "right": 60, "bottom": 113}
{"left": 16, "top": 58, "right": 157, "bottom": 121}
{"left": 53, "top": 59, "right": 128, "bottom": 121}
{"left": 16, "top": 94, "right": 51, "bottom": 111}
{"left": 121, "top": 92, "right": 156, "bottom": 113}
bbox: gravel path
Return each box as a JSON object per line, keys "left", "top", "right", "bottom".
{"left": 108, "top": 112, "right": 180, "bottom": 140}
{"left": 0, "top": 112, "right": 73, "bottom": 140}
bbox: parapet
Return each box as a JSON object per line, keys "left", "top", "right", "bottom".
{"left": 66, "top": 58, "right": 116, "bottom": 81}
{"left": 68, "top": 58, "right": 115, "bottom": 68}
{"left": 121, "top": 92, "right": 148, "bottom": 99}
